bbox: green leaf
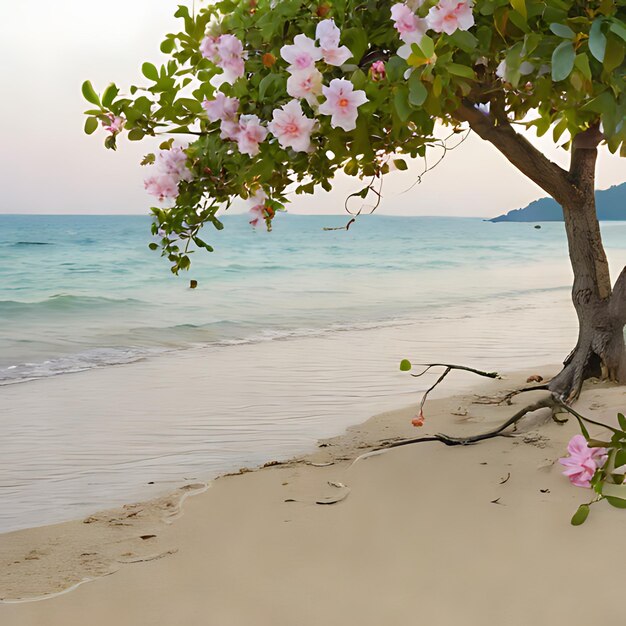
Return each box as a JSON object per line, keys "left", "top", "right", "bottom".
{"left": 393, "top": 159, "right": 408, "bottom": 171}
{"left": 128, "top": 128, "right": 145, "bottom": 141}
{"left": 550, "top": 23, "right": 575, "bottom": 39}
{"left": 399, "top": 359, "right": 412, "bottom": 372}
{"left": 551, "top": 41, "right": 575, "bottom": 81}
{"left": 510, "top": 0, "right": 526, "bottom": 19}
{"left": 606, "top": 496, "right": 626, "bottom": 509}
{"left": 615, "top": 448, "right": 626, "bottom": 468}
{"left": 148, "top": 242, "right": 159, "bottom": 251}
{"left": 570, "top": 504, "right": 590, "bottom": 526}
{"left": 418, "top": 35, "right": 435, "bottom": 59}
{"left": 447, "top": 63, "right": 475, "bottom": 79}
{"left": 81, "top": 80, "right": 100, "bottom": 106}
{"left": 603, "top": 35, "right": 625, "bottom": 72}
{"left": 160, "top": 38, "right": 176, "bottom": 54}
{"left": 101, "top": 84, "right": 119, "bottom": 109}
{"left": 448, "top": 30, "right": 478, "bottom": 52}
{"left": 142, "top": 62, "right": 159, "bottom": 81}
{"left": 589, "top": 19, "right": 607, "bottom": 62}
{"left": 618, "top": 413, "right": 626, "bottom": 431}
{"left": 610, "top": 20, "right": 626, "bottom": 43}
{"left": 84, "top": 116, "right": 98, "bottom": 135}
{"left": 393, "top": 86, "right": 412, "bottom": 122}
{"left": 408, "top": 73, "right": 427, "bottom": 106}
{"left": 574, "top": 54, "right": 592, "bottom": 80}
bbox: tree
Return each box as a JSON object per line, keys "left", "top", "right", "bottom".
{"left": 83, "top": 0, "right": 626, "bottom": 404}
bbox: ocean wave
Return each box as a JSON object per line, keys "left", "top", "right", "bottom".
{"left": 0, "top": 294, "right": 145, "bottom": 316}
{"left": 0, "top": 347, "right": 162, "bottom": 385}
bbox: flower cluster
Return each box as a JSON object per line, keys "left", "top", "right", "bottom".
{"left": 144, "top": 146, "right": 192, "bottom": 203}
{"left": 559, "top": 435, "right": 607, "bottom": 488}
{"left": 102, "top": 113, "right": 124, "bottom": 135}
{"left": 200, "top": 18, "right": 368, "bottom": 168}
{"left": 391, "top": 0, "right": 474, "bottom": 45}
{"left": 200, "top": 34, "right": 247, "bottom": 83}
{"left": 281, "top": 20, "right": 367, "bottom": 131}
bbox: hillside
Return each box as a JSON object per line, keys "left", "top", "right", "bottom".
{"left": 490, "top": 183, "right": 626, "bottom": 222}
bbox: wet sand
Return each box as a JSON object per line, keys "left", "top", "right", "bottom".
{"left": 2, "top": 368, "right": 626, "bottom": 625}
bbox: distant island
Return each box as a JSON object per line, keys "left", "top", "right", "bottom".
{"left": 490, "top": 182, "right": 626, "bottom": 222}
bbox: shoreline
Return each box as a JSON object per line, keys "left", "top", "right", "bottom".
{"left": 3, "top": 365, "right": 626, "bottom": 624}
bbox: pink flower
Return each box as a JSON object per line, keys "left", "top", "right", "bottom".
{"left": 236, "top": 115, "right": 268, "bottom": 156}
{"left": 202, "top": 93, "right": 239, "bottom": 122}
{"left": 144, "top": 174, "right": 180, "bottom": 202}
{"left": 315, "top": 19, "right": 353, "bottom": 66}
{"left": 558, "top": 434, "right": 607, "bottom": 488}
{"left": 200, "top": 34, "right": 247, "bottom": 83}
{"left": 286, "top": 67, "right": 323, "bottom": 106}
{"left": 321, "top": 45, "right": 352, "bottom": 66}
{"left": 268, "top": 100, "right": 316, "bottom": 152}
{"left": 370, "top": 61, "right": 386, "bottom": 81}
{"left": 143, "top": 145, "right": 192, "bottom": 203}
{"left": 411, "top": 410, "right": 425, "bottom": 427}
{"left": 216, "top": 34, "right": 246, "bottom": 83}
{"left": 316, "top": 19, "right": 341, "bottom": 48}
{"left": 103, "top": 113, "right": 124, "bottom": 135}
{"left": 319, "top": 78, "right": 368, "bottom": 131}
{"left": 155, "top": 146, "right": 192, "bottom": 182}
{"left": 200, "top": 35, "right": 220, "bottom": 62}
{"left": 427, "top": 0, "right": 475, "bottom": 36}
{"left": 220, "top": 119, "right": 241, "bottom": 141}
{"left": 280, "top": 34, "right": 322, "bottom": 72}
{"left": 390, "top": 3, "right": 427, "bottom": 44}
{"left": 247, "top": 190, "right": 268, "bottom": 228}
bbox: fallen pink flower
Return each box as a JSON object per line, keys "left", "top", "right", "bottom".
{"left": 411, "top": 411, "right": 425, "bottom": 427}
{"left": 558, "top": 434, "right": 607, "bottom": 488}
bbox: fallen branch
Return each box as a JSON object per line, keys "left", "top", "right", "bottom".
{"left": 410, "top": 363, "right": 501, "bottom": 423}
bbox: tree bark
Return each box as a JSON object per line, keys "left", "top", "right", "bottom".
{"left": 454, "top": 105, "right": 626, "bottom": 402}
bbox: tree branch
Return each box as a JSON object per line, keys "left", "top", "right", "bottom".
{"left": 453, "top": 102, "right": 572, "bottom": 204}
{"left": 569, "top": 124, "right": 602, "bottom": 196}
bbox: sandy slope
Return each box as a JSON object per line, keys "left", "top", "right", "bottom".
{"left": 1, "top": 368, "right": 625, "bottom": 626}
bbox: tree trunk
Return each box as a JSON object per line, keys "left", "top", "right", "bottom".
{"left": 543, "top": 132, "right": 626, "bottom": 402}
{"left": 454, "top": 104, "right": 626, "bottom": 403}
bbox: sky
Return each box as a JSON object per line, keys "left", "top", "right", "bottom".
{"left": 0, "top": 1, "right": 623, "bottom": 218}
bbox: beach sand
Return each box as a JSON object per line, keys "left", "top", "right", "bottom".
{"left": 1, "top": 368, "right": 625, "bottom": 625}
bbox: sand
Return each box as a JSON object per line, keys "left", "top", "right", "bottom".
{"left": 1, "top": 368, "right": 626, "bottom": 625}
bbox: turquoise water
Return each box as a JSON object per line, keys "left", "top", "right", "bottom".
{"left": 2, "top": 213, "right": 626, "bottom": 533}
{"left": 3, "top": 213, "right": 625, "bottom": 384}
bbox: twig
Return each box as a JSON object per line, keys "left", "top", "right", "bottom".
{"left": 500, "top": 383, "right": 550, "bottom": 405}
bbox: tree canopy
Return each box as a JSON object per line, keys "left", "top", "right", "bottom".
{"left": 83, "top": 0, "right": 626, "bottom": 272}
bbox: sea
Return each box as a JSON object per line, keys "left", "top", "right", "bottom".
{"left": 1, "top": 214, "right": 625, "bottom": 532}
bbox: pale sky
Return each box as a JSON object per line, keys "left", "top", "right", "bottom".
{"left": 1, "top": 1, "right": 623, "bottom": 218}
